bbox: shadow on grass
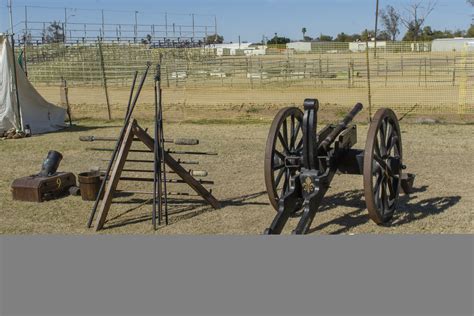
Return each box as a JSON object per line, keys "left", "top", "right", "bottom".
{"left": 306, "top": 186, "right": 461, "bottom": 234}
{"left": 102, "top": 191, "right": 268, "bottom": 231}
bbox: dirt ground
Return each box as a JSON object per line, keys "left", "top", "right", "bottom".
{"left": 0, "top": 114, "right": 473, "bottom": 235}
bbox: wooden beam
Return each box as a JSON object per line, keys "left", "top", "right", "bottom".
{"left": 94, "top": 120, "right": 135, "bottom": 230}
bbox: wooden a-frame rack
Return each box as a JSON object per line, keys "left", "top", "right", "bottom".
{"left": 92, "top": 118, "right": 220, "bottom": 231}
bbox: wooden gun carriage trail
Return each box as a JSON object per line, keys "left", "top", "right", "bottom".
{"left": 264, "top": 99, "right": 415, "bottom": 235}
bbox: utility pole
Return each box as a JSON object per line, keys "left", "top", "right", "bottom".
{"left": 191, "top": 13, "right": 195, "bottom": 39}
{"left": 8, "top": 0, "right": 14, "bottom": 33}
{"left": 214, "top": 15, "right": 217, "bottom": 36}
{"left": 134, "top": 11, "right": 138, "bottom": 42}
{"left": 165, "top": 12, "right": 168, "bottom": 37}
{"left": 24, "top": 6, "right": 28, "bottom": 40}
{"left": 374, "top": 0, "right": 379, "bottom": 58}
{"left": 64, "top": 7, "right": 67, "bottom": 43}
{"left": 101, "top": 9, "right": 105, "bottom": 39}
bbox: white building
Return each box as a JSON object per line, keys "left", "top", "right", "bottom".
{"left": 287, "top": 42, "right": 312, "bottom": 52}
{"left": 431, "top": 38, "right": 474, "bottom": 52}
{"left": 204, "top": 43, "right": 266, "bottom": 56}
{"left": 349, "top": 41, "right": 387, "bottom": 52}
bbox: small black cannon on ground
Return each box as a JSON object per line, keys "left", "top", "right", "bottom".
{"left": 264, "top": 99, "right": 415, "bottom": 234}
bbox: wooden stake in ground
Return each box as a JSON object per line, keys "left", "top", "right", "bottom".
{"left": 365, "top": 33, "right": 372, "bottom": 122}
{"left": 98, "top": 37, "right": 112, "bottom": 120}
{"left": 60, "top": 77, "right": 73, "bottom": 126}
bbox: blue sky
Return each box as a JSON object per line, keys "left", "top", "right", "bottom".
{"left": 1, "top": 0, "right": 472, "bottom": 42}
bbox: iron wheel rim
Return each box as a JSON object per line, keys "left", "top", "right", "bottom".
{"left": 363, "top": 108, "right": 403, "bottom": 224}
{"left": 264, "top": 107, "right": 304, "bottom": 211}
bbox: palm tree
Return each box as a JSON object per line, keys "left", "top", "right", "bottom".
{"left": 302, "top": 27, "right": 307, "bottom": 40}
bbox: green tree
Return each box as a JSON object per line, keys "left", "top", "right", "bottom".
{"left": 335, "top": 32, "right": 352, "bottom": 42}
{"left": 42, "top": 21, "right": 65, "bottom": 43}
{"left": 267, "top": 35, "right": 291, "bottom": 44}
{"left": 205, "top": 34, "right": 224, "bottom": 44}
{"left": 316, "top": 34, "right": 333, "bottom": 41}
{"left": 467, "top": 24, "right": 474, "bottom": 37}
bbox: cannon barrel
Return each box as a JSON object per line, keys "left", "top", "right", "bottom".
{"left": 319, "top": 103, "right": 363, "bottom": 151}
{"left": 39, "top": 150, "right": 63, "bottom": 176}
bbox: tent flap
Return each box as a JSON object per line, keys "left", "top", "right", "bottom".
{"left": 0, "top": 36, "right": 66, "bottom": 134}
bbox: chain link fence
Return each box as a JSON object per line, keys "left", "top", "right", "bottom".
{"left": 20, "top": 41, "right": 474, "bottom": 120}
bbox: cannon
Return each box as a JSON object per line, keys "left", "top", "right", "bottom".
{"left": 264, "top": 99, "right": 415, "bottom": 234}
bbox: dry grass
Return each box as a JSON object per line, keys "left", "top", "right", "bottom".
{"left": 0, "top": 113, "right": 473, "bottom": 235}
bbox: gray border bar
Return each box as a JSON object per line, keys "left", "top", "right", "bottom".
{"left": 1, "top": 235, "right": 473, "bottom": 316}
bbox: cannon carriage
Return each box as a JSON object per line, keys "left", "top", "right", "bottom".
{"left": 264, "top": 99, "right": 415, "bottom": 234}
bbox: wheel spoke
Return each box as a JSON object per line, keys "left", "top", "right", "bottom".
{"left": 374, "top": 173, "right": 384, "bottom": 209}
{"left": 387, "top": 134, "right": 398, "bottom": 155}
{"left": 387, "top": 177, "right": 396, "bottom": 200}
{"left": 282, "top": 119, "right": 289, "bottom": 150}
{"left": 379, "top": 120, "right": 387, "bottom": 156}
{"left": 385, "top": 122, "right": 393, "bottom": 149}
{"left": 381, "top": 177, "right": 388, "bottom": 212}
{"left": 372, "top": 161, "right": 382, "bottom": 175}
{"left": 290, "top": 115, "right": 295, "bottom": 149}
{"left": 293, "top": 120, "right": 301, "bottom": 149}
{"left": 277, "top": 132, "right": 290, "bottom": 154}
{"left": 374, "top": 134, "right": 382, "bottom": 157}
{"left": 273, "top": 163, "right": 285, "bottom": 171}
{"left": 274, "top": 168, "right": 285, "bottom": 187}
{"left": 374, "top": 156, "right": 397, "bottom": 177}
{"left": 274, "top": 150, "right": 285, "bottom": 161}
{"left": 295, "top": 137, "right": 304, "bottom": 152}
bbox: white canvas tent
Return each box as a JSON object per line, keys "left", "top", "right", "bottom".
{"left": 0, "top": 35, "right": 66, "bottom": 134}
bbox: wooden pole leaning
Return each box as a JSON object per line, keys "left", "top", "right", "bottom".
{"left": 87, "top": 63, "right": 151, "bottom": 228}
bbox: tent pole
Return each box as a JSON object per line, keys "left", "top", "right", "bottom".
{"left": 10, "top": 35, "right": 23, "bottom": 131}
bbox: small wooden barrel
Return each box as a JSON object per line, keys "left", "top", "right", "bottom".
{"left": 78, "top": 172, "right": 102, "bottom": 201}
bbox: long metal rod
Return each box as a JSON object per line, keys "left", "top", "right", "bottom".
{"left": 107, "top": 176, "right": 214, "bottom": 185}
{"left": 116, "top": 190, "right": 200, "bottom": 197}
{"left": 157, "top": 60, "right": 169, "bottom": 225}
{"left": 125, "top": 71, "right": 138, "bottom": 121}
{"left": 99, "top": 158, "right": 199, "bottom": 165}
{"left": 80, "top": 136, "right": 199, "bottom": 145}
{"left": 153, "top": 64, "right": 162, "bottom": 229}
{"left": 87, "top": 63, "right": 151, "bottom": 228}
{"left": 120, "top": 169, "right": 208, "bottom": 177}
{"left": 89, "top": 148, "right": 217, "bottom": 155}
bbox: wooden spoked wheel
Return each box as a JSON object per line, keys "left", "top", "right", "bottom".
{"left": 363, "top": 108, "right": 403, "bottom": 224}
{"left": 264, "top": 107, "right": 304, "bottom": 211}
